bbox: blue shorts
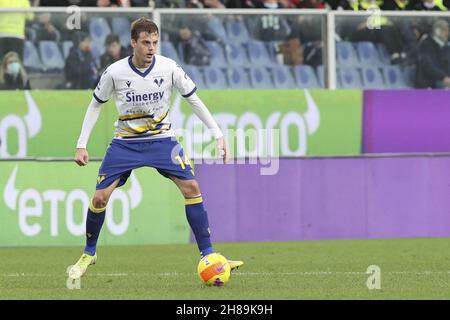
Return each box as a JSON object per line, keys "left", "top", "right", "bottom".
{"left": 96, "top": 137, "right": 195, "bottom": 190}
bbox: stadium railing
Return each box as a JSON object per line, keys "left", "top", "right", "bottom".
{"left": 1, "top": 7, "right": 450, "bottom": 90}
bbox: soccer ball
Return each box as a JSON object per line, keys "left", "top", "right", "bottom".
{"left": 197, "top": 253, "right": 231, "bottom": 286}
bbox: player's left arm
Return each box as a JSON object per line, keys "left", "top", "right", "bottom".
{"left": 185, "top": 93, "right": 229, "bottom": 163}
{"left": 172, "top": 62, "right": 228, "bottom": 162}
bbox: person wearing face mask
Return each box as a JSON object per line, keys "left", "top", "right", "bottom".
{"left": 0, "top": 51, "right": 30, "bottom": 90}
{"left": 415, "top": 19, "right": 450, "bottom": 88}
{"left": 64, "top": 31, "right": 99, "bottom": 89}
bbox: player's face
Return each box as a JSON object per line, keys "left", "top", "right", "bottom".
{"left": 132, "top": 31, "right": 159, "bottom": 66}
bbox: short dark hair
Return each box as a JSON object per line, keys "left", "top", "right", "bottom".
{"left": 73, "top": 31, "right": 90, "bottom": 46}
{"left": 131, "top": 17, "right": 159, "bottom": 41}
{"left": 105, "top": 33, "right": 120, "bottom": 46}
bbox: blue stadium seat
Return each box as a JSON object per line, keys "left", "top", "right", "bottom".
{"left": 376, "top": 43, "right": 391, "bottom": 65}
{"left": 224, "top": 43, "right": 249, "bottom": 66}
{"left": 183, "top": 65, "right": 205, "bottom": 89}
{"left": 336, "top": 41, "right": 360, "bottom": 66}
{"left": 112, "top": 17, "right": 131, "bottom": 48}
{"left": 249, "top": 66, "right": 274, "bottom": 89}
{"left": 62, "top": 41, "right": 73, "bottom": 59}
{"left": 161, "top": 41, "right": 180, "bottom": 62}
{"left": 265, "top": 41, "right": 281, "bottom": 61}
{"left": 293, "top": 65, "right": 320, "bottom": 88}
{"left": 176, "top": 43, "right": 185, "bottom": 63}
{"left": 207, "top": 17, "right": 228, "bottom": 43}
{"left": 39, "top": 41, "right": 65, "bottom": 70}
{"left": 203, "top": 66, "right": 228, "bottom": 89}
{"left": 383, "top": 65, "right": 409, "bottom": 88}
{"left": 90, "top": 40, "right": 105, "bottom": 62}
{"left": 247, "top": 41, "right": 273, "bottom": 66}
{"left": 89, "top": 17, "right": 111, "bottom": 46}
{"left": 225, "top": 19, "right": 250, "bottom": 43}
{"left": 403, "top": 65, "right": 416, "bottom": 87}
{"left": 337, "top": 67, "right": 362, "bottom": 89}
{"left": 361, "top": 66, "right": 385, "bottom": 89}
{"left": 272, "top": 66, "right": 297, "bottom": 89}
{"left": 205, "top": 41, "right": 227, "bottom": 67}
{"left": 227, "top": 67, "right": 251, "bottom": 89}
{"left": 356, "top": 42, "right": 382, "bottom": 66}
{"left": 316, "top": 65, "right": 325, "bottom": 88}
{"left": 23, "top": 41, "right": 45, "bottom": 72}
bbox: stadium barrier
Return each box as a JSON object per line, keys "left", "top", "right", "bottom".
{"left": 197, "top": 155, "right": 450, "bottom": 242}
{"left": 362, "top": 90, "right": 450, "bottom": 153}
{"left": 2, "top": 154, "right": 450, "bottom": 246}
{"left": 0, "top": 90, "right": 362, "bottom": 159}
{"left": 2, "top": 89, "right": 450, "bottom": 245}
{"left": 3, "top": 89, "right": 450, "bottom": 159}
{"left": 0, "top": 160, "right": 190, "bottom": 246}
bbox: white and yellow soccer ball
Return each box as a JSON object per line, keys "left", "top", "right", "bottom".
{"left": 197, "top": 253, "right": 231, "bottom": 286}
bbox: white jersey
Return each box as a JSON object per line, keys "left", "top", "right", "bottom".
{"left": 93, "top": 54, "right": 196, "bottom": 140}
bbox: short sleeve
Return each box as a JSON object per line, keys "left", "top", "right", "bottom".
{"left": 173, "top": 63, "right": 197, "bottom": 98}
{"left": 93, "top": 69, "right": 114, "bottom": 103}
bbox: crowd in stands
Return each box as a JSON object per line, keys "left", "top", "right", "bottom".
{"left": 0, "top": 0, "right": 450, "bottom": 90}
{"left": 27, "top": 0, "right": 450, "bottom": 10}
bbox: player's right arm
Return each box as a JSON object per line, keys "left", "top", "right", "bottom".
{"left": 75, "top": 69, "right": 114, "bottom": 166}
{"left": 74, "top": 98, "right": 102, "bottom": 166}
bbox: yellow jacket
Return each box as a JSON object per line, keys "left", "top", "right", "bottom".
{"left": 0, "top": 0, "right": 33, "bottom": 39}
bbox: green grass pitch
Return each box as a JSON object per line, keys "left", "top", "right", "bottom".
{"left": 0, "top": 238, "right": 449, "bottom": 299}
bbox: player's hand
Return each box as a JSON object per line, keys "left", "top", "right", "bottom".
{"left": 216, "top": 137, "right": 229, "bottom": 163}
{"left": 75, "top": 148, "right": 89, "bottom": 166}
{"left": 443, "top": 76, "right": 450, "bottom": 88}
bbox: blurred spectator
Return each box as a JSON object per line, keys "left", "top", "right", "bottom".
{"left": 203, "top": 0, "right": 226, "bottom": 7}
{"left": 99, "top": 33, "right": 131, "bottom": 74}
{"left": 378, "top": 1, "right": 421, "bottom": 64}
{"left": 338, "top": 0, "right": 410, "bottom": 64}
{"left": 0, "top": 0, "right": 33, "bottom": 62}
{"left": 337, "top": 0, "right": 386, "bottom": 10}
{"left": 38, "top": 0, "right": 97, "bottom": 5}
{"left": 224, "top": 0, "right": 258, "bottom": 7}
{"left": 179, "top": 28, "right": 212, "bottom": 65}
{"left": 186, "top": 0, "right": 204, "bottom": 7}
{"left": 64, "top": 32, "right": 98, "bottom": 89}
{"left": 288, "top": 15, "right": 323, "bottom": 66}
{"left": 164, "top": 15, "right": 221, "bottom": 65}
{"left": 152, "top": 0, "right": 186, "bottom": 7}
{"left": 250, "top": 0, "right": 291, "bottom": 41}
{"left": 30, "top": 13, "right": 61, "bottom": 42}
{"left": 413, "top": 0, "right": 448, "bottom": 10}
{"left": 96, "top": 0, "right": 120, "bottom": 6}
{"left": 0, "top": 51, "right": 30, "bottom": 90}
{"left": 295, "top": 0, "right": 326, "bottom": 8}
{"left": 412, "top": 0, "right": 450, "bottom": 38}
{"left": 326, "top": 0, "right": 340, "bottom": 8}
{"left": 415, "top": 19, "right": 450, "bottom": 88}
{"left": 128, "top": 0, "right": 152, "bottom": 5}
{"left": 381, "top": 0, "right": 411, "bottom": 10}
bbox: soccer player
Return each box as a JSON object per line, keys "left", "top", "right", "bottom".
{"left": 68, "top": 18, "right": 243, "bottom": 279}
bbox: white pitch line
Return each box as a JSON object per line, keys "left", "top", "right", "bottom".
{"left": 1, "top": 271, "right": 450, "bottom": 277}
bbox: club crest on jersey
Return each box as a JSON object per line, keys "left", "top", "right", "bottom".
{"left": 154, "top": 78, "right": 164, "bottom": 87}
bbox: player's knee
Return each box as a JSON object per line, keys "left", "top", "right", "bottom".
{"left": 92, "top": 194, "right": 108, "bottom": 209}
{"left": 182, "top": 180, "right": 201, "bottom": 198}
